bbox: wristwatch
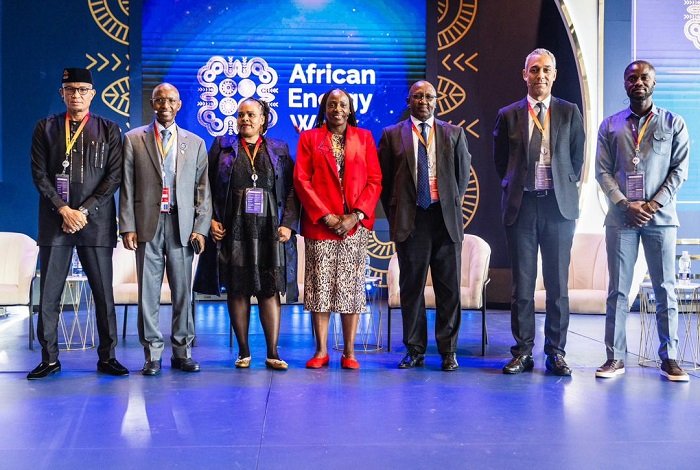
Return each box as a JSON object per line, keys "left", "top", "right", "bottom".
{"left": 353, "top": 210, "right": 365, "bottom": 221}
{"left": 78, "top": 206, "right": 89, "bottom": 216}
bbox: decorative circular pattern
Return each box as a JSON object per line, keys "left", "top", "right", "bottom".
{"left": 219, "top": 78, "right": 237, "bottom": 97}
{"left": 219, "top": 97, "right": 237, "bottom": 116}
{"left": 101, "top": 76, "right": 130, "bottom": 117}
{"left": 437, "top": 0, "right": 477, "bottom": 51}
{"left": 436, "top": 75, "right": 466, "bottom": 117}
{"left": 89, "top": 0, "right": 129, "bottom": 45}
{"left": 366, "top": 231, "right": 395, "bottom": 260}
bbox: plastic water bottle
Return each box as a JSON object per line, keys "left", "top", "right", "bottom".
{"left": 71, "top": 248, "right": 83, "bottom": 277}
{"left": 364, "top": 254, "right": 372, "bottom": 278}
{"left": 678, "top": 250, "right": 692, "bottom": 285}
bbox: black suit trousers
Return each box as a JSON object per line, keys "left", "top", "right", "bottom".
{"left": 505, "top": 192, "right": 574, "bottom": 357}
{"left": 396, "top": 204, "right": 462, "bottom": 355}
{"left": 38, "top": 245, "right": 118, "bottom": 362}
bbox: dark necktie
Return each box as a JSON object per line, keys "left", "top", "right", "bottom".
{"left": 416, "top": 122, "right": 431, "bottom": 209}
{"left": 527, "top": 102, "right": 545, "bottom": 191}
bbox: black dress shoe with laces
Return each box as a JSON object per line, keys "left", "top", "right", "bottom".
{"left": 141, "top": 359, "right": 162, "bottom": 376}
{"left": 398, "top": 350, "right": 425, "bottom": 369}
{"left": 545, "top": 354, "right": 572, "bottom": 376}
{"left": 171, "top": 357, "right": 200, "bottom": 372}
{"left": 502, "top": 355, "right": 534, "bottom": 374}
{"left": 441, "top": 353, "right": 459, "bottom": 371}
{"left": 27, "top": 361, "right": 61, "bottom": 380}
{"left": 97, "top": 358, "right": 129, "bottom": 376}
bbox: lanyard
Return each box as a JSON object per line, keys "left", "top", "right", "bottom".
{"left": 241, "top": 136, "right": 263, "bottom": 186}
{"left": 154, "top": 123, "right": 176, "bottom": 161}
{"left": 527, "top": 103, "right": 550, "bottom": 135}
{"left": 64, "top": 113, "right": 90, "bottom": 158}
{"left": 411, "top": 122, "right": 435, "bottom": 149}
{"left": 633, "top": 112, "right": 654, "bottom": 155}
{"left": 241, "top": 136, "right": 263, "bottom": 167}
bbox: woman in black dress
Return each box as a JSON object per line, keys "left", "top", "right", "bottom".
{"left": 202, "top": 98, "right": 298, "bottom": 370}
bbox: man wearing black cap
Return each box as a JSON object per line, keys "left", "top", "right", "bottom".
{"left": 29, "top": 67, "right": 128, "bottom": 379}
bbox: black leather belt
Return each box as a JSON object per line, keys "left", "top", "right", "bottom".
{"left": 525, "top": 189, "right": 553, "bottom": 198}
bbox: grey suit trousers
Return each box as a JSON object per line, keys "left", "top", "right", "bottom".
{"left": 136, "top": 211, "right": 195, "bottom": 360}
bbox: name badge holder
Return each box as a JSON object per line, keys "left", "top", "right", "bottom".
{"left": 56, "top": 163, "right": 70, "bottom": 203}
{"left": 245, "top": 175, "right": 265, "bottom": 215}
{"left": 534, "top": 143, "right": 553, "bottom": 190}
{"left": 160, "top": 187, "right": 171, "bottom": 213}
{"left": 242, "top": 138, "right": 265, "bottom": 215}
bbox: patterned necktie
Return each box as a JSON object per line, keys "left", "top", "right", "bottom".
{"left": 416, "top": 122, "right": 431, "bottom": 209}
{"left": 161, "top": 129, "right": 176, "bottom": 193}
{"left": 527, "top": 102, "right": 545, "bottom": 191}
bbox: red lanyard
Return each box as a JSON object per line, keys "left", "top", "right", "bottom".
{"left": 411, "top": 122, "right": 435, "bottom": 149}
{"left": 527, "top": 103, "right": 550, "bottom": 135}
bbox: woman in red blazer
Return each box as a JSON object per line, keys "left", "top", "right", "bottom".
{"left": 294, "top": 89, "right": 382, "bottom": 370}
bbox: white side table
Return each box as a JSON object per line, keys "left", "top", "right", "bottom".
{"left": 58, "top": 275, "right": 96, "bottom": 350}
{"left": 638, "top": 281, "right": 700, "bottom": 370}
{"left": 332, "top": 276, "right": 383, "bottom": 352}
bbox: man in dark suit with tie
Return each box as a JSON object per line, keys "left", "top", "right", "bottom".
{"left": 493, "top": 48, "right": 585, "bottom": 376}
{"left": 120, "top": 83, "right": 212, "bottom": 376}
{"left": 379, "top": 80, "right": 472, "bottom": 371}
{"left": 29, "top": 67, "right": 128, "bottom": 379}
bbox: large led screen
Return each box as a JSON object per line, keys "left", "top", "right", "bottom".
{"left": 141, "top": 0, "right": 427, "bottom": 150}
{"left": 635, "top": 0, "right": 700, "bottom": 206}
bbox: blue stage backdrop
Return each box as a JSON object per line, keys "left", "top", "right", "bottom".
{"left": 635, "top": 0, "right": 700, "bottom": 209}
{"left": 140, "top": 0, "right": 427, "bottom": 148}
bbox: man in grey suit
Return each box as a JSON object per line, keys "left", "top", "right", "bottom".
{"left": 120, "top": 83, "right": 212, "bottom": 376}
{"left": 379, "top": 80, "right": 472, "bottom": 371}
{"left": 493, "top": 48, "right": 585, "bottom": 376}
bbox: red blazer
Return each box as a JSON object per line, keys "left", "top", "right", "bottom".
{"left": 294, "top": 125, "right": 382, "bottom": 240}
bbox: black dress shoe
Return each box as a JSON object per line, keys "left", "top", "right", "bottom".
{"left": 441, "top": 353, "right": 459, "bottom": 371}
{"left": 502, "top": 355, "right": 534, "bottom": 374}
{"left": 545, "top": 354, "right": 572, "bottom": 376}
{"left": 171, "top": 357, "right": 200, "bottom": 372}
{"left": 27, "top": 361, "right": 61, "bottom": 380}
{"left": 141, "top": 359, "right": 162, "bottom": 376}
{"left": 97, "top": 358, "right": 129, "bottom": 376}
{"left": 398, "top": 350, "right": 425, "bottom": 369}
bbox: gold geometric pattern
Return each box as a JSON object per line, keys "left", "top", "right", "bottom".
{"left": 367, "top": 231, "right": 395, "bottom": 260}
{"left": 102, "top": 76, "right": 130, "bottom": 116}
{"left": 437, "top": 0, "right": 478, "bottom": 51}
{"left": 436, "top": 75, "right": 466, "bottom": 116}
{"left": 89, "top": 0, "right": 129, "bottom": 45}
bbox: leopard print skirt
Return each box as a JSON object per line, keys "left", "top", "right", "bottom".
{"left": 303, "top": 227, "right": 369, "bottom": 314}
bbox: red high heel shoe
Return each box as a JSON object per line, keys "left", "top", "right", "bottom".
{"left": 305, "top": 355, "right": 330, "bottom": 369}
{"left": 341, "top": 355, "right": 360, "bottom": 370}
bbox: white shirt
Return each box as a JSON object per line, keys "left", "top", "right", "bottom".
{"left": 526, "top": 94, "right": 551, "bottom": 142}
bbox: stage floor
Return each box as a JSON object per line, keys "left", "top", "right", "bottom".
{"left": 0, "top": 303, "right": 698, "bottom": 469}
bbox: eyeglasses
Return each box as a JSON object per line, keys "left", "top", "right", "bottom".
{"left": 62, "top": 86, "right": 93, "bottom": 96}
{"left": 411, "top": 93, "right": 436, "bottom": 102}
{"left": 151, "top": 98, "right": 180, "bottom": 106}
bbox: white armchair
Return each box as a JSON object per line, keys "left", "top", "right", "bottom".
{"left": 0, "top": 233, "right": 39, "bottom": 348}
{"left": 386, "top": 234, "right": 491, "bottom": 355}
{"left": 534, "top": 232, "right": 648, "bottom": 314}
{"left": 112, "top": 243, "right": 198, "bottom": 338}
